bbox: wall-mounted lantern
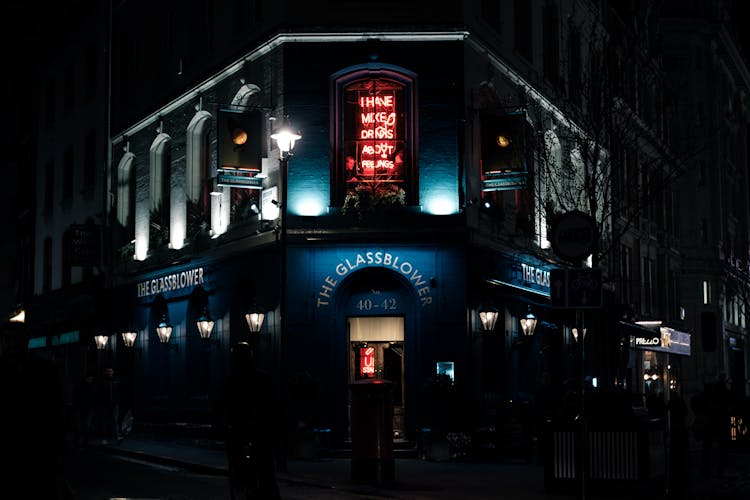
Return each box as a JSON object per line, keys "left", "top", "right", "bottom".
{"left": 156, "top": 314, "right": 173, "bottom": 345}
{"left": 94, "top": 334, "right": 109, "bottom": 350}
{"left": 245, "top": 304, "right": 265, "bottom": 333}
{"left": 520, "top": 307, "right": 538, "bottom": 337}
{"left": 196, "top": 307, "right": 215, "bottom": 340}
{"left": 121, "top": 331, "right": 137, "bottom": 348}
{"left": 572, "top": 327, "right": 587, "bottom": 343}
{"left": 478, "top": 306, "right": 500, "bottom": 332}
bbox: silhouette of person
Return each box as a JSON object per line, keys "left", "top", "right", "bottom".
{"left": 0, "top": 320, "right": 68, "bottom": 498}
{"left": 97, "top": 366, "right": 121, "bottom": 442}
{"left": 214, "top": 342, "right": 280, "bottom": 499}
{"left": 72, "top": 371, "right": 97, "bottom": 449}
{"left": 667, "top": 390, "right": 690, "bottom": 499}
{"left": 702, "top": 376, "right": 732, "bottom": 477}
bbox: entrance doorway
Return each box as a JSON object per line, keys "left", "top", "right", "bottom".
{"left": 348, "top": 316, "right": 405, "bottom": 440}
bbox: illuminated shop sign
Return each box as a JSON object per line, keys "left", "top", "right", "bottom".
{"left": 630, "top": 326, "right": 690, "bottom": 356}
{"left": 315, "top": 250, "right": 433, "bottom": 308}
{"left": 520, "top": 262, "right": 550, "bottom": 289}
{"left": 488, "top": 255, "right": 552, "bottom": 297}
{"left": 343, "top": 79, "right": 405, "bottom": 187}
{"left": 136, "top": 267, "right": 205, "bottom": 298}
{"left": 480, "top": 112, "right": 529, "bottom": 191}
{"left": 360, "top": 347, "right": 375, "bottom": 377}
{"left": 217, "top": 108, "right": 264, "bottom": 189}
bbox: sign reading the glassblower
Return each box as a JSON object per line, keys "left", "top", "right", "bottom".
{"left": 136, "top": 267, "right": 205, "bottom": 298}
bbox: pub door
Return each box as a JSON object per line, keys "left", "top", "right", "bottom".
{"left": 348, "top": 316, "right": 406, "bottom": 440}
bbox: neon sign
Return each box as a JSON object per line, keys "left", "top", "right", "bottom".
{"left": 344, "top": 79, "right": 405, "bottom": 185}
{"left": 360, "top": 347, "right": 375, "bottom": 377}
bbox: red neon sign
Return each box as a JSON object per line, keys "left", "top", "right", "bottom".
{"left": 344, "top": 79, "right": 405, "bottom": 185}
{"left": 359, "top": 347, "right": 375, "bottom": 378}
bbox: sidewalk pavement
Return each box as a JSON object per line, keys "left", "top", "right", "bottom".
{"left": 96, "top": 432, "right": 750, "bottom": 499}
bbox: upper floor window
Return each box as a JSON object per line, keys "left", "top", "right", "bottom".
{"left": 542, "top": 0, "right": 559, "bottom": 85}
{"left": 514, "top": 0, "right": 532, "bottom": 61}
{"left": 331, "top": 64, "right": 417, "bottom": 207}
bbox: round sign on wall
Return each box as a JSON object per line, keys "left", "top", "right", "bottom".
{"left": 550, "top": 210, "right": 597, "bottom": 261}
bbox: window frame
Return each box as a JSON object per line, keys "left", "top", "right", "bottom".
{"left": 330, "top": 63, "right": 418, "bottom": 207}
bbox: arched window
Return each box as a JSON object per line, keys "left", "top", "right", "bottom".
{"left": 149, "top": 133, "right": 171, "bottom": 251}
{"left": 186, "top": 110, "right": 213, "bottom": 239}
{"left": 116, "top": 152, "right": 135, "bottom": 229}
{"left": 331, "top": 64, "right": 417, "bottom": 207}
{"left": 539, "top": 130, "right": 561, "bottom": 248}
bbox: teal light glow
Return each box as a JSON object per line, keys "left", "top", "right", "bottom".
{"left": 292, "top": 195, "right": 328, "bottom": 216}
{"left": 423, "top": 195, "right": 458, "bottom": 215}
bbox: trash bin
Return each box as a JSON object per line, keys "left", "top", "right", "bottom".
{"left": 349, "top": 379, "right": 394, "bottom": 484}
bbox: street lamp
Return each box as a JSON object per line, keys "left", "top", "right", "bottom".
{"left": 270, "top": 117, "right": 300, "bottom": 472}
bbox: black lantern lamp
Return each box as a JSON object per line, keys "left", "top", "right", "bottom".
{"left": 520, "top": 307, "right": 538, "bottom": 337}
{"left": 94, "top": 333, "right": 109, "bottom": 350}
{"left": 156, "top": 314, "right": 173, "bottom": 344}
{"left": 478, "top": 306, "right": 500, "bottom": 332}
{"left": 196, "top": 306, "right": 215, "bottom": 340}
{"left": 245, "top": 304, "right": 265, "bottom": 333}
{"left": 121, "top": 330, "right": 137, "bottom": 348}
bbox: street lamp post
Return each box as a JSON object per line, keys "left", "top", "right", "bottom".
{"left": 270, "top": 118, "right": 300, "bottom": 471}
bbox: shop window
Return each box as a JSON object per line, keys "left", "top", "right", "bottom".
{"left": 331, "top": 64, "right": 417, "bottom": 207}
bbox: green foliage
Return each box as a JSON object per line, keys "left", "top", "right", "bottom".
{"left": 342, "top": 183, "right": 406, "bottom": 222}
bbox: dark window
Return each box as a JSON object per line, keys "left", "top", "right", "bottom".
{"left": 481, "top": 0, "right": 501, "bottom": 31}
{"left": 62, "top": 230, "right": 71, "bottom": 287}
{"left": 46, "top": 81, "right": 55, "bottom": 127}
{"left": 568, "top": 25, "right": 581, "bottom": 105}
{"left": 542, "top": 1, "right": 559, "bottom": 85}
{"left": 642, "top": 257, "right": 655, "bottom": 315}
{"left": 514, "top": 0, "right": 532, "bottom": 61}
{"left": 84, "top": 130, "right": 96, "bottom": 189}
{"left": 43, "top": 238, "right": 52, "bottom": 292}
{"left": 620, "top": 245, "right": 632, "bottom": 305}
{"left": 63, "top": 146, "right": 74, "bottom": 201}
{"left": 85, "top": 43, "right": 97, "bottom": 100}
{"left": 44, "top": 160, "right": 54, "bottom": 212}
{"left": 64, "top": 64, "right": 75, "bottom": 115}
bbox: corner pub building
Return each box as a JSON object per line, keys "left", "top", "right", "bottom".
{"left": 100, "top": 6, "right": 639, "bottom": 455}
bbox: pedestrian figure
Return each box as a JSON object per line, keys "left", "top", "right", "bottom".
{"left": 0, "top": 320, "right": 68, "bottom": 498}
{"left": 72, "top": 371, "right": 97, "bottom": 449}
{"left": 702, "top": 376, "right": 732, "bottom": 477}
{"left": 97, "top": 366, "right": 121, "bottom": 442}
{"left": 214, "top": 342, "right": 281, "bottom": 499}
{"left": 667, "top": 390, "right": 690, "bottom": 499}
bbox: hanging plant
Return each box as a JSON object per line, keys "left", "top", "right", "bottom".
{"left": 342, "top": 183, "right": 406, "bottom": 222}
